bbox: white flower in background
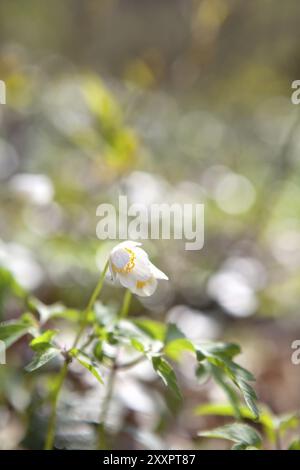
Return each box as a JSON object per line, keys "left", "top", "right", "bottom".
{"left": 9, "top": 173, "right": 54, "bottom": 205}
{"left": 108, "top": 241, "right": 168, "bottom": 297}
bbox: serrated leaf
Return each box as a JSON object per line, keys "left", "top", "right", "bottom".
{"left": 205, "top": 354, "right": 255, "bottom": 383}
{"left": 25, "top": 345, "right": 61, "bottom": 372}
{"left": 70, "top": 349, "right": 104, "bottom": 384}
{"left": 227, "top": 360, "right": 255, "bottom": 382}
{"left": 235, "top": 378, "right": 259, "bottom": 420}
{"left": 195, "top": 344, "right": 258, "bottom": 418}
{"left": 151, "top": 355, "right": 182, "bottom": 401}
{"left": 196, "top": 343, "right": 251, "bottom": 380}
{"left": 199, "top": 423, "right": 262, "bottom": 449}
{"left": 209, "top": 364, "right": 242, "bottom": 418}
{"left": 195, "top": 402, "right": 275, "bottom": 442}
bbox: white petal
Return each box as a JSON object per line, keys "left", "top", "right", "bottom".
{"left": 118, "top": 273, "right": 137, "bottom": 289}
{"left": 108, "top": 260, "right": 117, "bottom": 281}
{"left": 126, "top": 256, "right": 151, "bottom": 282}
{"left": 110, "top": 248, "right": 130, "bottom": 270}
{"left": 111, "top": 240, "right": 141, "bottom": 255}
{"left": 135, "top": 277, "right": 158, "bottom": 297}
{"left": 107, "top": 241, "right": 167, "bottom": 297}
{"left": 133, "top": 246, "right": 149, "bottom": 261}
{"left": 150, "top": 263, "right": 169, "bottom": 280}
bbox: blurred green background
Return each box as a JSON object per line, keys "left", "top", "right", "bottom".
{"left": 1, "top": 0, "right": 300, "bottom": 450}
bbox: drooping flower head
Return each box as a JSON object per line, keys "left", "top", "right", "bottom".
{"left": 108, "top": 241, "right": 168, "bottom": 297}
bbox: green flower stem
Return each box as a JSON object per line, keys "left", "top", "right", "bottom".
{"left": 119, "top": 289, "right": 132, "bottom": 319}
{"left": 73, "top": 260, "right": 109, "bottom": 348}
{"left": 44, "top": 362, "right": 68, "bottom": 450}
{"left": 44, "top": 260, "right": 109, "bottom": 450}
{"left": 97, "top": 354, "right": 118, "bottom": 450}
{"left": 97, "top": 288, "right": 132, "bottom": 449}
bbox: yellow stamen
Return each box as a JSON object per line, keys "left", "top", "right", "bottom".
{"left": 136, "top": 280, "right": 147, "bottom": 289}
{"left": 112, "top": 248, "right": 136, "bottom": 274}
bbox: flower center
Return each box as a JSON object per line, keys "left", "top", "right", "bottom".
{"left": 112, "top": 248, "right": 136, "bottom": 274}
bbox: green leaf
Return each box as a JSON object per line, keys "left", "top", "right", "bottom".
{"left": 30, "top": 330, "right": 58, "bottom": 350}
{"left": 151, "top": 355, "right": 182, "bottom": 401}
{"left": 0, "top": 314, "right": 37, "bottom": 348}
{"left": 197, "top": 343, "right": 250, "bottom": 377}
{"left": 164, "top": 338, "right": 195, "bottom": 361}
{"left": 206, "top": 354, "right": 255, "bottom": 383}
{"left": 25, "top": 344, "right": 61, "bottom": 372}
{"left": 208, "top": 365, "right": 242, "bottom": 419}
{"left": 199, "top": 423, "right": 262, "bottom": 450}
{"left": 31, "top": 298, "right": 80, "bottom": 324}
{"left": 196, "top": 349, "right": 206, "bottom": 361}
{"left": 0, "top": 322, "right": 30, "bottom": 347}
{"left": 165, "top": 323, "right": 185, "bottom": 344}
{"left": 0, "top": 267, "right": 25, "bottom": 302}
{"left": 133, "top": 318, "right": 166, "bottom": 342}
{"left": 235, "top": 378, "right": 259, "bottom": 421}
{"left": 195, "top": 363, "right": 210, "bottom": 384}
{"left": 93, "top": 341, "right": 104, "bottom": 362}
{"left": 163, "top": 323, "right": 195, "bottom": 361}
{"left": 70, "top": 349, "right": 104, "bottom": 384}
{"left": 131, "top": 338, "right": 146, "bottom": 353}
{"left": 198, "top": 342, "right": 241, "bottom": 359}
{"left": 195, "top": 402, "right": 276, "bottom": 442}
{"left": 195, "top": 343, "right": 258, "bottom": 418}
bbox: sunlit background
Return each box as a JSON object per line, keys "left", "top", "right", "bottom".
{"left": 1, "top": 0, "right": 300, "bottom": 449}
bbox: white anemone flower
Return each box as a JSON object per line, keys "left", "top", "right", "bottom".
{"left": 108, "top": 241, "right": 168, "bottom": 297}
